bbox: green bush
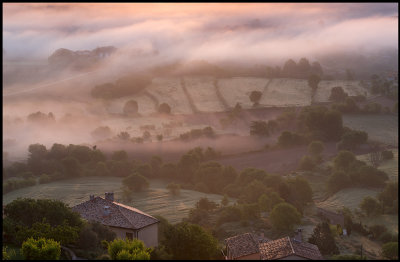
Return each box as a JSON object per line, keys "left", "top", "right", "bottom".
{"left": 381, "top": 242, "right": 398, "bottom": 260}
{"left": 298, "top": 155, "right": 315, "bottom": 171}
{"left": 108, "top": 239, "right": 151, "bottom": 260}
{"left": 270, "top": 203, "right": 301, "bottom": 231}
{"left": 22, "top": 237, "right": 61, "bottom": 260}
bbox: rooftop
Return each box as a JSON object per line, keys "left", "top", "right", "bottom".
{"left": 72, "top": 196, "right": 159, "bottom": 230}
{"left": 225, "top": 233, "right": 260, "bottom": 259}
{"left": 259, "top": 236, "right": 323, "bottom": 260}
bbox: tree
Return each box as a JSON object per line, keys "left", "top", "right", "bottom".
{"left": 298, "top": 57, "right": 311, "bottom": 75}
{"left": 158, "top": 103, "right": 171, "bottom": 114}
{"left": 122, "top": 173, "right": 149, "bottom": 192}
{"left": 163, "top": 222, "right": 219, "bottom": 260}
{"left": 381, "top": 242, "right": 398, "bottom": 260}
{"left": 250, "top": 121, "right": 269, "bottom": 136}
{"left": 308, "top": 141, "right": 324, "bottom": 156}
{"left": 378, "top": 182, "right": 398, "bottom": 212}
{"left": 249, "top": 90, "right": 262, "bottom": 106}
{"left": 108, "top": 238, "right": 151, "bottom": 260}
{"left": 22, "top": 237, "right": 61, "bottom": 260}
{"left": 156, "top": 134, "right": 163, "bottom": 142}
{"left": 329, "top": 86, "right": 348, "bottom": 102}
{"left": 91, "top": 126, "right": 112, "bottom": 140}
{"left": 298, "top": 155, "right": 315, "bottom": 171}
{"left": 195, "top": 198, "right": 218, "bottom": 211}
{"left": 382, "top": 150, "right": 394, "bottom": 160}
{"left": 282, "top": 59, "right": 297, "bottom": 77}
{"left": 308, "top": 222, "right": 339, "bottom": 255}
{"left": 333, "top": 150, "right": 356, "bottom": 172}
{"left": 219, "top": 195, "right": 229, "bottom": 207}
{"left": 327, "top": 170, "right": 351, "bottom": 193}
{"left": 360, "top": 196, "right": 380, "bottom": 216}
{"left": 166, "top": 183, "right": 181, "bottom": 196}
{"left": 270, "top": 203, "right": 301, "bottom": 231}
{"left": 111, "top": 150, "right": 128, "bottom": 161}
{"left": 308, "top": 74, "right": 321, "bottom": 93}
{"left": 117, "top": 131, "right": 130, "bottom": 141}
{"left": 123, "top": 100, "right": 139, "bottom": 115}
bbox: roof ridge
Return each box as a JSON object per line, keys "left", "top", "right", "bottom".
{"left": 116, "top": 203, "right": 137, "bottom": 230}
{"left": 287, "top": 236, "right": 295, "bottom": 255}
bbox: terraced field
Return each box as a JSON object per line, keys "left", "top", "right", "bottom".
{"left": 2, "top": 177, "right": 231, "bottom": 224}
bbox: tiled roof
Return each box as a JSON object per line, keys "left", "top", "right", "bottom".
{"left": 71, "top": 197, "right": 159, "bottom": 230}
{"left": 225, "top": 233, "right": 260, "bottom": 259}
{"left": 259, "top": 237, "right": 323, "bottom": 260}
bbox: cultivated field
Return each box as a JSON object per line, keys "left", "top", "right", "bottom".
{"left": 184, "top": 77, "right": 225, "bottom": 112}
{"left": 342, "top": 114, "right": 398, "bottom": 146}
{"left": 146, "top": 77, "right": 193, "bottom": 114}
{"left": 2, "top": 177, "right": 231, "bottom": 224}
{"left": 262, "top": 78, "right": 312, "bottom": 106}
{"left": 314, "top": 80, "right": 369, "bottom": 103}
{"left": 218, "top": 77, "right": 269, "bottom": 108}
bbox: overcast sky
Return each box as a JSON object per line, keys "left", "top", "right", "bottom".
{"left": 3, "top": 3, "right": 398, "bottom": 62}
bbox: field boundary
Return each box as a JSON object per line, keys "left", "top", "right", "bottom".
{"left": 180, "top": 77, "right": 200, "bottom": 114}
{"left": 214, "top": 78, "right": 231, "bottom": 111}
{"left": 142, "top": 90, "right": 160, "bottom": 111}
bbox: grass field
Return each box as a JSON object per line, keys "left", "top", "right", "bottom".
{"left": 2, "top": 176, "right": 231, "bottom": 224}
{"left": 343, "top": 114, "right": 398, "bottom": 146}
{"left": 146, "top": 77, "right": 193, "bottom": 115}
{"left": 218, "top": 77, "right": 268, "bottom": 108}
{"left": 263, "top": 78, "right": 311, "bottom": 106}
{"left": 184, "top": 77, "right": 225, "bottom": 112}
{"left": 314, "top": 80, "right": 369, "bottom": 103}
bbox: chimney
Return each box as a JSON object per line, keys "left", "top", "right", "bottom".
{"left": 90, "top": 195, "right": 95, "bottom": 201}
{"left": 294, "top": 228, "right": 302, "bottom": 242}
{"left": 103, "top": 206, "right": 111, "bottom": 216}
{"left": 105, "top": 192, "right": 114, "bottom": 202}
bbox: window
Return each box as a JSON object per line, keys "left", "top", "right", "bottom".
{"left": 126, "top": 232, "right": 133, "bottom": 240}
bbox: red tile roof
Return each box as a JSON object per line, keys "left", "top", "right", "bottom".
{"left": 259, "top": 237, "right": 323, "bottom": 260}
{"left": 225, "top": 233, "right": 260, "bottom": 259}
{"left": 72, "top": 196, "right": 158, "bottom": 229}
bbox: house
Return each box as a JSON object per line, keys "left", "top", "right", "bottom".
{"left": 259, "top": 236, "right": 323, "bottom": 260}
{"left": 224, "top": 230, "right": 323, "bottom": 260}
{"left": 72, "top": 192, "right": 159, "bottom": 247}
{"left": 225, "top": 233, "right": 264, "bottom": 260}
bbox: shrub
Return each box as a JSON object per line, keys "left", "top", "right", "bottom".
{"left": 166, "top": 183, "right": 181, "bottom": 196}
{"left": 158, "top": 103, "right": 171, "bottom": 114}
{"left": 22, "top": 237, "right": 61, "bottom": 260}
{"left": 360, "top": 196, "right": 380, "bottom": 216}
{"left": 381, "top": 242, "right": 398, "bottom": 260}
{"left": 108, "top": 239, "right": 151, "bottom": 260}
{"left": 298, "top": 155, "right": 315, "bottom": 171}
{"left": 270, "top": 203, "right": 301, "bottom": 231}
{"left": 122, "top": 173, "right": 149, "bottom": 192}
{"left": 382, "top": 150, "right": 394, "bottom": 160}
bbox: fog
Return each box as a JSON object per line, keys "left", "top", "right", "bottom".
{"left": 3, "top": 3, "right": 398, "bottom": 162}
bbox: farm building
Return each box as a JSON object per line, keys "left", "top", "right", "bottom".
{"left": 316, "top": 207, "right": 345, "bottom": 228}
{"left": 72, "top": 192, "right": 159, "bottom": 247}
{"left": 224, "top": 230, "right": 323, "bottom": 260}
